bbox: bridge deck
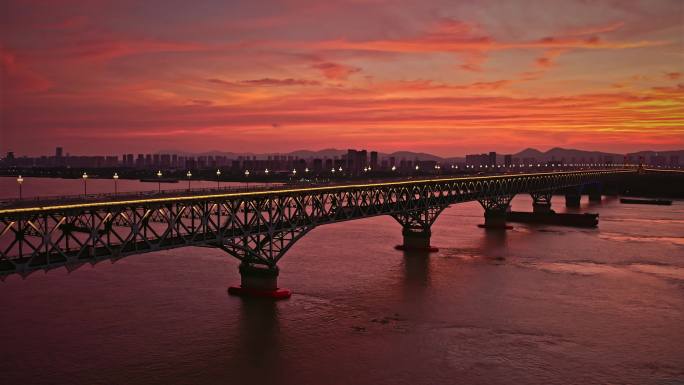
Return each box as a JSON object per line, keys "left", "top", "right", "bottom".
{"left": 0, "top": 169, "right": 632, "bottom": 215}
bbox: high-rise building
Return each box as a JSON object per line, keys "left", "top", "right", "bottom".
{"left": 370, "top": 151, "right": 378, "bottom": 169}
{"left": 55, "top": 147, "right": 63, "bottom": 158}
{"left": 346, "top": 149, "right": 357, "bottom": 172}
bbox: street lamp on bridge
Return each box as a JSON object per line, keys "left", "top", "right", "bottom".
{"left": 156, "top": 170, "right": 162, "bottom": 193}
{"left": 216, "top": 169, "right": 221, "bottom": 189}
{"left": 186, "top": 171, "right": 192, "bottom": 190}
{"left": 82, "top": 172, "right": 88, "bottom": 196}
{"left": 16, "top": 175, "right": 23, "bottom": 200}
{"left": 113, "top": 172, "right": 119, "bottom": 195}
{"left": 244, "top": 169, "right": 250, "bottom": 189}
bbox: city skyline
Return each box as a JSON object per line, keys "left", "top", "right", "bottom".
{"left": 1, "top": 0, "right": 683, "bottom": 156}
{"left": 3, "top": 145, "right": 682, "bottom": 172}
{"left": 4, "top": 144, "right": 684, "bottom": 160}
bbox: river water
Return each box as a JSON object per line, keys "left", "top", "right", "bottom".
{"left": 0, "top": 177, "right": 683, "bottom": 385}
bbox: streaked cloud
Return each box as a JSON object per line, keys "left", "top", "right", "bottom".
{"left": 0, "top": 0, "right": 681, "bottom": 155}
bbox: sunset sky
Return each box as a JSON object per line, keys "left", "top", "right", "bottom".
{"left": 1, "top": 0, "right": 682, "bottom": 156}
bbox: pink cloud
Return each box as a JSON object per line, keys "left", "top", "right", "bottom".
{"left": 311, "top": 62, "right": 361, "bottom": 80}
{"left": 208, "top": 78, "right": 321, "bottom": 87}
{"left": 0, "top": 47, "right": 52, "bottom": 93}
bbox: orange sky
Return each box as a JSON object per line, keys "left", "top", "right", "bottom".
{"left": 1, "top": 0, "right": 683, "bottom": 156}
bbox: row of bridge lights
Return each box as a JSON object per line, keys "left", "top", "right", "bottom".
{"left": 462, "top": 163, "right": 633, "bottom": 169}
{"left": 12, "top": 162, "right": 636, "bottom": 200}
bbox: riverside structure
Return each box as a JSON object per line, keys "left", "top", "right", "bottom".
{"left": 0, "top": 169, "right": 636, "bottom": 298}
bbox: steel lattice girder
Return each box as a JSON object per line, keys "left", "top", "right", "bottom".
{"left": 0, "top": 170, "right": 633, "bottom": 276}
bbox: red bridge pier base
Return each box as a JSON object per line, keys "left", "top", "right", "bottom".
{"left": 228, "top": 263, "right": 292, "bottom": 299}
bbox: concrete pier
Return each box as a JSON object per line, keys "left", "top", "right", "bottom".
{"left": 565, "top": 194, "right": 581, "bottom": 208}
{"left": 532, "top": 202, "right": 553, "bottom": 213}
{"left": 228, "top": 263, "right": 292, "bottom": 299}
{"left": 479, "top": 210, "right": 512, "bottom": 229}
{"left": 589, "top": 191, "right": 602, "bottom": 202}
{"left": 587, "top": 184, "right": 602, "bottom": 202}
{"left": 396, "top": 228, "right": 438, "bottom": 252}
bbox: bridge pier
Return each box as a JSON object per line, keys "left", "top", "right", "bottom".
{"left": 228, "top": 263, "right": 292, "bottom": 299}
{"left": 392, "top": 207, "right": 445, "bottom": 252}
{"left": 565, "top": 186, "right": 582, "bottom": 208}
{"left": 399, "top": 227, "right": 436, "bottom": 252}
{"left": 478, "top": 195, "right": 514, "bottom": 230}
{"left": 531, "top": 191, "right": 553, "bottom": 213}
{"left": 588, "top": 184, "right": 602, "bottom": 203}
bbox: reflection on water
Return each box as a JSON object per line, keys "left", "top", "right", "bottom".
{"left": 401, "top": 250, "right": 431, "bottom": 289}
{"left": 233, "top": 299, "right": 282, "bottom": 382}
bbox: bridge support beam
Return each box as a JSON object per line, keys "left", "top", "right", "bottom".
{"left": 228, "top": 263, "right": 292, "bottom": 299}
{"left": 220, "top": 225, "right": 313, "bottom": 300}
{"left": 531, "top": 191, "right": 554, "bottom": 214}
{"left": 478, "top": 195, "right": 514, "bottom": 230}
{"left": 392, "top": 206, "right": 446, "bottom": 252}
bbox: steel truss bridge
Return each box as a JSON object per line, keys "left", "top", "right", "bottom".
{"left": 0, "top": 169, "right": 635, "bottom": 291}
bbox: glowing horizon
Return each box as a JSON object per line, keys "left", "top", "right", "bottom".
{"left": 1, "top": 0, "right": 682, "bottom": 157}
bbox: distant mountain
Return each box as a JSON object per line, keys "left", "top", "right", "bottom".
{"left": 627, "top": 150, "right": 684, "bottom": 159}
{"left": 512, "top": 147, "right": 622, "bottom": 162}
{"left": 157, "top": 147, "right": 683, "bottom": 163}
{"left": 288, "top": 149, "right": 347, "bottom": 158}
{"left": 514, "top": 147, "right": 545, "bottom": 159}
{"left": 384, "top": 151, "right": 442, "bottom": 161}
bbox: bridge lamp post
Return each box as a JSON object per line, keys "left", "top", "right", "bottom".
{"left": 338, "top": 166, "right": 343, "bottom": 173}
{"left": 113, "top": 172, "right": 119, "bottom": 195}
{"left": 186, "top": 171, "right": 192, "bottom": 190}
{"left": 82, "top": 172, "right": 88, "bottom": 196}
{"left": 156, "top": 170, "right": 162, "bottom": 193}
{"left": 391, "top": 165, "right": 396, "bottom": 172}
{"left": 16, "top": 175, "right": 23, "bottom": 200}
{"left": 216, "top": 169, "right": 222, "bottom": 189}
{"left": 264, "top": 169, "right": 269, "bottom": 188}
{"left": 244, "top": 169, "right": 250, "bottom": 189}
